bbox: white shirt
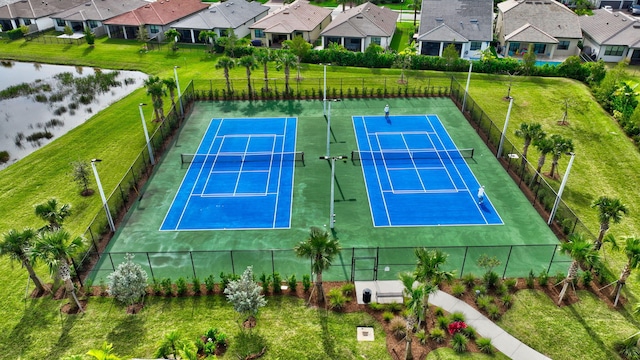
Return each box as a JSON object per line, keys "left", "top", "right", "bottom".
{"left": 384, "top": 105, "right": 389, "bottom": 113}
{"left": 477, "top": 187, "right": 485, "bottom": 198}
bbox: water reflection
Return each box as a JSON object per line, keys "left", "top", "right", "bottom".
{"left": 0, "top": 62, "right": 146, "bottom": 170}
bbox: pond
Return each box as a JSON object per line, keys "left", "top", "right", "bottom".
{"left": 0, "top": 61, "right": 147, "bottom": 170}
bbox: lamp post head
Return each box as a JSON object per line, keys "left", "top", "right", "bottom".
{"left": 91, "top": 158, "right": 102, "bottom": 163}
{"left": 139, "top": 103, "right": 147, "bottom": 107}
{"left": 174, "top": 65, "right": 180, "bottom": 69}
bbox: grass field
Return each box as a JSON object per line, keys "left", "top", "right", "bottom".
{"left": 1, "top": 36, "right": 640, "bottom": 359}
{"left": 390, "top": 22, "right": 415, "bottom": 52}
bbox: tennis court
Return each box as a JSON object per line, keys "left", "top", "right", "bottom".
{"left": 160, "top": 117, "right": 297, "bottom": 230}
{"left": 353, "top": 115, "right": 502, "bottom": 227}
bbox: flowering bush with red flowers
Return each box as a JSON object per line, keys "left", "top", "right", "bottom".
{"left": 448, "top": 321, "right": 468, "bottom": 335}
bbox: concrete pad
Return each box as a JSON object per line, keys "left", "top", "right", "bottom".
{"left": 357, "top": 326, "right": 375, "bottom": 341}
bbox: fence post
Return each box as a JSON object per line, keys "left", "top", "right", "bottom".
{"left": 119, "top": 183, "right": 127, "bottom": 207}
{"left": 375, "top": 247, "right": 380, "bottom": 281}
{"left": 460, "top": 246, "right": 469, "bottom": 278}
{"left": 230, "top": 250, "right": 235, "bottom": 275}
{"left": 350, "top": 248, "right": 355, "bottom": 282}
{"left": 190, "top": 251, "right": 196, "bottom": 279}
{"left": 271, "top": 250, "right": 275, "bottom": 277}
{"left": 502, "top": 246, "right": 513, "bottom": 279}
{"left": 71, "top": 257, "right": 83, "bottom": 287}
{"left": 109, "top": 253, "right": 115, "bottom": 270}
{"left": 147, "top": 252, "right": 155, "bottom": 281}
{"left": 547, "top": 245, "right": 558, "bottom": 274}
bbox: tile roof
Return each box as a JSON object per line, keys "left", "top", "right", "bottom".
{"left": 0, "top": 0, "right": 87, "bottom": 19}
{"left": 320, "top": 2, "right": 397, "bottom": 38}
{"left": 505, "top": 23, "right": 559, "bottom": 43}
{"left": 104, "top": 0, "right": 209, "bottom": 26}
{"left": 416, "top": 23, "right": 467, "bottom": 42}
{"left": 53, "top": 0, "right": 149, "bottom": 22}
{"left": 417, "top": 0, "right": 493, "bottom": 42}
{"left": 497, "top": 0, "right": 582, "bottom": 39}
{"left": 580, "top": 9, "right": 640, "bottom": 46}
{"left": 250, "top": 0, "right": 332, "bottom": 32}
{"left": 171, "top": 0, "right": 269, "bottom": 30}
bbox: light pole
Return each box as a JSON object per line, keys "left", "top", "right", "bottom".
{"left": 548, "top": 152, "right": 575, "bottom": 225}
{"left": 326, "top": 99, "right": 341, "bottom": 157}
{"left": 139, "top": 103, "right": 155, "bottom": 165}
{"left": 173, "top": 65, "right": 183, "bottom": 117}
{"left": 462, "top": 62, "right": 473, "bottom": 112}
{"left": 91, "top": 159, "right": 116, "bottom": 232}
{"left": 497, "top": 96, "right": 514, "bottom": 158}
{"left": 322, "top": 63, "right": 331, "bottom": 116}
{"left": 319, "top": 155, "right": 348, "bottom": 229}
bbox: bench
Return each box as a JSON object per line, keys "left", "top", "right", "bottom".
{"left": 376, "top": 291, "right": 403, "bottom": 303}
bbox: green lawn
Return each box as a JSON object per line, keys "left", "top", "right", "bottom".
{"left": 390, "top": 22, "right": 415, "bottom": 52}
{"left": 1, "top": 36, "right": 640, "bottom": 359}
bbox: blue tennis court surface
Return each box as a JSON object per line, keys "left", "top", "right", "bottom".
{"left": 353, "top": 115, "right": 503, "bottom": 227}
{"left": 161, "top": 117, "right": 297, "bottom": 230}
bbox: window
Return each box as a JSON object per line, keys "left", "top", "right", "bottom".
{"left": 557, "top": 40, "right": 570, "bottom": 50}
{"left": 508, "top": 42, "right": 520, "bottom": 53}
{"left": 88, "top": 20, "right": 99, "bottom": 29}
{"left": 533, "top": 43, "right": 546, "bottom": 54}
{"left": 149, "top": 25, "right": 160, "bottom": 34}
{"left": 22, "top": 19, "right": 32, "bottom": 25}
{"left": 220, "top": 29, "right": 228, "bottom": 37}
{"left": 56, "top": 19, "right": 65, "bottom": 27}
{"left": 604, "top": 45, "right": 625, "bottom": 56}
{"left": 254, "top": 29, "right": 264, "bottom": 38}
{"left": 470, "top": 41, "right": 482, "bottom": 51}
{"left": 371, "top": 37, "right": 381, "bottom": 45}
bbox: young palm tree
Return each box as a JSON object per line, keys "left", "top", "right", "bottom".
{"left": 548, "top": 134, "right": 574, "bottom": 178}
{"left": 592, "top": 196, "right": 628, "bottom": 251}
{"left": 164, "top": 28, "right": 180, "bottom": 52}
{"left": 400, "top": 272, "right": 422, "bottom": 360}
{"left": 407, "top": 0, "right": 421, "bottom": 26}
{"left": 414, "top": 248, "right": 454, "bottom": 286}
{"left": 144, "top": 76, "right": 166, "bottom": 122}
{"left": 34, "top": 198, "right": 71, "bottom": 232}
{"left": 215, "top": 56, "right": 236, "bottom": 95}
{"left": 32, "top": 229, "right": 85, "bottom": 312}
{"left": 613, "top": 237, "right": 640, "bottom": 306}
{"left": 557, "top": 233, "right": 599, "bottom": 305}
{"left": 162, "top": 78, "right": 177, "bottom": 111}
{"left": 514, "top": 122, "right": 545, "bottom": 172}
{"left": 198, "top": 30, "right": 217, "bottom": 53}
{"left": 238, "top": 55, "right": 258, "bottom": 98}
{"left": 275, "top": 50, "right": 297, "bottom": 96}
{"left": 0, "top": 228, "right": 49, "bottom": 295}
{"left": 254, "top": 48, "right": 272, "bottom": 92}
{"left": 528, "top": 136, "right": 554, "bottom": 188}
{"left": 294, "top": 226, "right": 341, "bottom": 303}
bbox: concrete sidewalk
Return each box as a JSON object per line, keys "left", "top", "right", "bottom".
{"left": 355, "top": 281, "right": 551, "bottom": 360}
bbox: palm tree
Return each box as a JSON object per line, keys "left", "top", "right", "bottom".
{"left": 528, "top": 135, "right": 554, "bottom": 188}
{"left": 414, "top": 248, "right": 454, "bottom": 286}
{"left": 144, "top": 76, "right": 166, "bottom": 122}
{"left": 215, "top": 56, "right": 236, "bottom": 95}
{"left": 592, "top": 196, "right": 628, "bottom": 250}
{"left": 407, "top": 0, "right": 421, "bottom": 26}
{"left": 514, "top": 122, "right": 545, "bottom": 172}
{"left": 34, "top": 198, "right": 71, "bottom": 232}
{"left": 198, "top": 30, "right": 217, "bottom": 53}
{"left": 164, "top": 28, "right": 180, "bottom": 52}
{"left": 275, "top": 50, "right": 297, "bottom": 96}
{"left": 400, "top": 272, "right": 421, "bottom": 360}
{"left": 32, "top": 229, "right": 85, "bottom": 312}
{"left": 162, "top": 77, "right": 177, "bottom": 111}
{"left": 294, "top": 226, "right": 341, "bottom": 303}
{"left": 0, "top": 228, "right": 49, "bottom": 295}
{"left": 612, "top": 237, "right": 640, "bottom": 306}
{"left": 254, "top": 48, "right": 272, "bottom": 92}
{"left": 557, "top": 233, "right": 599, "bottom": 305}
{"left": 238, "top": 55, "right": 258, "bottom": 98}
{"left": 548, "top": 134, "right": 574, "bottom": 178}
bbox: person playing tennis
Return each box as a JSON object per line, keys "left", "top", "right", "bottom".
{"left": 477, "top": 185, "right": 485, "bottom": 204}
{"left": 384, "top": 104, "right": 390, "bottom": 117}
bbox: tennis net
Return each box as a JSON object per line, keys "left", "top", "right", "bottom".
{"left": 351, "top": 148, "right": 474, "bottom": 162}
{"left": 181, "top": 151, "right": 305, "bottom": 165}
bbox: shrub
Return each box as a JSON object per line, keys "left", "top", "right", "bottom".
{"left": 341, "top": 283, "right": 355, "bottom": 297}
{"left": 504, "top": 278, "right": 517, "bottom": 292}
{"left": 387, "top": 301, "right": 403, "bottom": 314}
{"left": 614, "top": 336, "right": 640, "bottom": 360}
{"left": 327, "top": 288, "right": 347, "bottom": 310}
{"left": 83, "top": 277, "right": 93, "bottom": 296}
{"left": 161, "top": 278, "right": 173, "bottom": 296}
{"left": 495, "top": 283, "right": 508, "bottom": 296}
{"left": 389, "top": 318, "right": 406, "bottom": 340}
{"left": 302, "top": 274, "right": 311, "bottom": 292}
{"left": 483, "top": 271, "right": 501, "bottom": 290}
{"left": 433, "top": 307, "right": 444, "bottom": 317}
{"left": 581, "top": 270, "right": 593, "bottom": 286}
{"left": 287, "top": 274, "right": 297, "bottom": 293}
{"left": 192, "top": 277, "right": 201, "bottom": 295}
{"left": 554, "top": 271, "right": 566, "bottom": 285}
{"left": 204, "top": 274, "right": 215, "bottom": 293}
{"left": 451, "top": 282, "right": 466, "bottom": 298}
{"left": 472, "top": 285, "right": 486, "bottom": 297}
{"left": 526, "top": 270, "right": 536, "bottom": 288}
{"left": 259, "top": 273, "right": 271, "bottom": 294}
{"left": 502, "top": 294, "right": 514, "bottom": 309}
{"left": 476, "top": 338, "right": 495, "bottom": 354}
{"left": 448, "top": 320, "right": 467, "bottom": 335}
{"left": 369, "top": 302, "right": 385, "bottom": 311}
{"left": 450, "top": 311, "right": 465, "bottom": 322}
{"left": 382, "top": 311, "right": 394, "bottom": 322}
{"left": 538, "top": 270, "right": 549, "bottom": 286}
{"left": 487, "top": 304, "right": 501, "bottom": 320}
{"left": 152, "top": 279, "right": 162, "bottom": 295}
{"left": 462, "top": 325, "right": 477, "bottom": 340}
{"left": 437, "top": 316, "right": 450, "bottom": 330}
{"left": 451, "top": 333, "right": 468, "bottom": 353}
{"left": 176, "top": 277, "right": 188, "bottom": 296}
{"left": 416, "top": 329, "right": 427, "bottom": 345}
{"left": 430, "top": 328, "right": 446, "bottom": 343}
{"left": 272, "top": 272, "right": 282, "bottom": 294}
{"left": 476, "top": 295, "right": 493, "bottom": 310}
{"left": 462, "top": 273, "right": 477, "bottom": 289}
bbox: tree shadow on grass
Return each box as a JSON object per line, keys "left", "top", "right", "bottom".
{"left": 2, "top": 298, "right": 58, "bottom": 357}
{"left": 82, "top": 46, "right": 95, "bottom": 57}
{"left": 107, "top": 312, "right": 146, "bottom": 352}
{"left": 44, "top": 309, "right": 80, "bottom": 359}
{"left": 317, "top": 308, "right": 338, "bottom": 358}
{"left": 230, "top": 329, "right": 267, "bottom": 359}
{"left": 567, "top": 303, "right": 619, "bottom": 360}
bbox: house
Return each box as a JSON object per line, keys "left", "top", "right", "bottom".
{"left": 103, "top": 0, "right": 209, "bottom": 42}
{"left": 416, "top": 0, "right": 493, "bottom": 59}
{"left": 580, "top": 9, "right": 640, "bottom": 64}
{"left": 51, "top": 0, "right": 149, "bottom": 37}
{"left": 495, "top": 0, "right": 582, "bottom": 60}
{"left": 0, "top": 0, "right": 87, "bottom": 32}
{"left": 320, "top": 2, "right": 397, "bottom": 52}
{"left": 170, "top": 0, "right": 269, "bottom": 44}
{"left": 249, "top": 0, "right": 332, "bottom": 47}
